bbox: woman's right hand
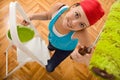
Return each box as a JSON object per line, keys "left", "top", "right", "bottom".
{"left": 21, "top": 20, "right": 30, "bottom": 26}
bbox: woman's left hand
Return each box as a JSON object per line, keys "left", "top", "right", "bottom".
{"left": 78, "top": 46, "right": 92, "bottom": 56}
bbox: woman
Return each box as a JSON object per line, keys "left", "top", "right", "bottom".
{"left": 22, "top": 0, "right": 104, "bottom": 72}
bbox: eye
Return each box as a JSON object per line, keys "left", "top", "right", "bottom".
{"left": 79, "top": 23, "right": 86, "bottom": 28}
{"left": 75, "top": 12, "right": 79, "bottom": 18}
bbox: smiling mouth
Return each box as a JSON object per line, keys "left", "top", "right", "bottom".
{"left": 67, "top": 23, "right": 71, "bottom": 28}
{"left": 67, "top": 19, "right": 72, "bottom": 28}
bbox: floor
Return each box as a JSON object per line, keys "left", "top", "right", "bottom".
{"left": 0, "top": 0, "right": 115, "bottom": 80}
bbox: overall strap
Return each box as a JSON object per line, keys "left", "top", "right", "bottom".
{"left": 49, "top": 6, "right": 69, "bottom": 31}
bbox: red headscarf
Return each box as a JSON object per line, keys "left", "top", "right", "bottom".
{"left": 80, "top": 0, "right": 105, "bottom": 25}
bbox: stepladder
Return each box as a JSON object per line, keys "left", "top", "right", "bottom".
{"left": 5, "top": 1, "right": 50, "bottom": 78}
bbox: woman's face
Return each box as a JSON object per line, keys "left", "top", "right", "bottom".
{"left": 62, "top": 5, "right": 90, "bottom": 31}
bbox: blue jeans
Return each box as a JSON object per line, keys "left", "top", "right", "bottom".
{"left": 46, "top": 42, "right": 73, "bottom": 72}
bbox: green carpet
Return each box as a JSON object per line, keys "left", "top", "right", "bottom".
{"left": 89, "top": 0, "right": 120, "bottom": 80}
{"left": 8, "top": 25, "right": 35, "bottom": 43}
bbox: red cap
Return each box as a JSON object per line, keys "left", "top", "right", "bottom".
{"left": 80, "top": 0, "right": 104, "bottom": 25}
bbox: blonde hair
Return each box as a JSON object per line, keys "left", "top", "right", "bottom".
{"left": 61, "top": 3, "right": 80, "bottom": 18}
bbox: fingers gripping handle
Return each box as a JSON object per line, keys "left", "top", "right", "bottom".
{"left": 78, "top": 46, "right": 92, "bottom": 56}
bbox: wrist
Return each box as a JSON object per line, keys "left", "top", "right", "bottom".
{"left": 29, "top": 16, "right": 33, "bottom": 20}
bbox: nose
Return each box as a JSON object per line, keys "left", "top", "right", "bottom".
{"left": 68, "top": 16, "right": 79, "bottom": 27}
{"left": 71, "top": 20, "right": 78, "bottom": 27}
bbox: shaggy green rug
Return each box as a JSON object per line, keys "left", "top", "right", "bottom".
{"left": 89, "top": 0, "right": 120, "bottom": 80}
{"left": 8, "top": 25, "right": 35, "bottom": 43}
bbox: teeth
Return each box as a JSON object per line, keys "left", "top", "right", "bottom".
{"left": 67, "top": 19, "right": 71, "bottom": 27}
{"left": 68, "top": 22, "right": 72, "bottom": 28}
{"left": 68, "top": 23, "right": 70, "bottom": 27}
